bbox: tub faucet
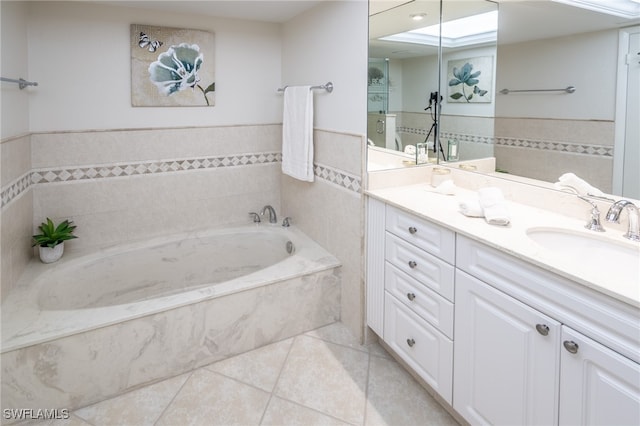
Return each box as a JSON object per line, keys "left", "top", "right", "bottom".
{"left": 606, "top": 200, "right": 640, "bottom": 241}
{"left": 261, "top": 205, "right": 277, "bottom": 224}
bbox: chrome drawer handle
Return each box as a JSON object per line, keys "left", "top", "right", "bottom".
{"left": 407, "top": 292, "right": 416, "bottom": 301}
{"left": 536, "top": 324, "right": 550, "bottom": 336}
{"left": 563, "top": 340, "right": 579, "bottom": 354}
{"left": 406, "top": 338, "right": 415, "bottom": 347}
{"left": 408, "top": 226, "right": 418, "bottom": 234}
{"left": 408, "top": 260, "right": 417, "bottom": 269}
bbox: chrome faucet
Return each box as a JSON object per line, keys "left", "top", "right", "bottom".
{"left": 261, "top": 205, "right": 277, "bottom": 224}
{"left": 606, "top": 200, "right": 640, "bottom": 241}
{"left": 578, "top": 196, "right": 605, "bottom": 232}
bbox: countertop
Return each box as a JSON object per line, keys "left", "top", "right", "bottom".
{"left": 367, "top": 183, "right": 640, "bottom": 308}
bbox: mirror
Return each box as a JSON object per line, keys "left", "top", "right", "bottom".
{"left": 368, "top": 0, "right": 498, "bottom": 169}
{"left": 368, "top": 0, "right": 640, "bottom": 198}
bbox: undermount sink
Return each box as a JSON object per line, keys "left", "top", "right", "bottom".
{"left": 526, "top": 227, "right": 640, "bottom": 276}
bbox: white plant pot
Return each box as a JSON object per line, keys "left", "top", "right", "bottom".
{"left": 39, "top": 242, "right": 64, "bottom": 264}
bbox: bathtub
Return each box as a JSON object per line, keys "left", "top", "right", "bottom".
{"left": 1, "top": 224, "right": 341, "bottom": 412}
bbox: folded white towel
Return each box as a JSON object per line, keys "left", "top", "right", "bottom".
{"left": 556, "top": 172, "right": 603, "bottom": 196}
{"left": 459, "top": 197, "right": 484, "bottom": 217}
{"left": 282, "top": 86, "right": 314, "bottom": 182}
{"left": 478, "top": 187, "right": 511, "bottom": 226}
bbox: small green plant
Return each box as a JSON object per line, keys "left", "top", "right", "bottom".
{"left": 32, "top": 218, "right": 78, "bottom": 248}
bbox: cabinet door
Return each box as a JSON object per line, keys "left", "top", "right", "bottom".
{"left": 384, "top": 293, "right": 453, "bottom": 404}
{"left": 559, "top": 326, "right": 640, "bottom": 426}
{"left": 454, "top": 270, "right": 561, "bottom": 426}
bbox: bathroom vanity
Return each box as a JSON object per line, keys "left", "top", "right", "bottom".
{"left": 365, "top": 170, "right": 640, "bottom": 425}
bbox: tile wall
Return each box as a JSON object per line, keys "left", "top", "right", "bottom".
{"left": 1, "top": 135, "right": 33, "bottom": 301}
{"left": 494, "top": 117, "right": 614, "bottom": 193}
{"left": 282, "top": 129, "right": 365, "bottom": 341}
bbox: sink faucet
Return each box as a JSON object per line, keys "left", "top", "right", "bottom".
{"left": 578, "top": 196, "right": 605, "bottom": 232}
{"left": 261, "top": 205, "right": 277, "bottom": 224}
{"left": 606, "top": 200, "right": 640, "bottom": 241}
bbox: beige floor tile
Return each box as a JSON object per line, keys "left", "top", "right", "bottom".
{"left": 205, "top": 338, "right": 293, "bottom": 392}
{"left": 365, "top": 356, "right": 459, "bottom": 426}
{"left": 156, "top": 369, "right": 270, "bottom": 426}
{"left": 274, "top": 335, "right": 369, "bottom": 425}
{"left": 73, "top": 373, "right": 190, "bottom": 426}
{"left": 261, "top": 396, "right": 353, "bottom": 426}
{"left": 304, "top": 322, "right": 366, "bottom": 352}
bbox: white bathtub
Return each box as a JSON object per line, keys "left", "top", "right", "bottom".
{"left": 1, "top": 224, "right": 341, "bottom": 412}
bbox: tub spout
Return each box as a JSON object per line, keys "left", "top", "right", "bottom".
{"left": 261, "top": 205, "right": 277, "bottom": 224}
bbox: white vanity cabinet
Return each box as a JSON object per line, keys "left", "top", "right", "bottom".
{"left": 366, "top": 198, "right": 456, "bottom": 403}
{"left": 366, "top": 197, "right": 640, "bottom": 424}
{"left": 455, "top": 235, "right": 640, "bottom": 426}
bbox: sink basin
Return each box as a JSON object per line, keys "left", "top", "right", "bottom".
{"left": 526, "top": 227, "right": 640, "bottom": 277}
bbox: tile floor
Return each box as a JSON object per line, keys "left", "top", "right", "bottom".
{"left": 22, "top": 322, "right": 459, "bottom": 426}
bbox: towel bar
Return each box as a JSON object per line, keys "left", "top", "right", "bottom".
{"left": 277, "top": 82, "right": 333, "bottom": 93}
{"left": 0, "top": 77, "right": 39, "bottom": 89}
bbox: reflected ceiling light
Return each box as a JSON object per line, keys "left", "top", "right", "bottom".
{"left": 410, "top": 13, "right": 427, "bottom": 21}
{"left": 380, "top": 10, "right": 498, "bottom": 48}
{"left": 551, "top": 0, "right": 640, "bottom": 18}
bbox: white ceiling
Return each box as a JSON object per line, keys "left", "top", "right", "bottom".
{"left": 96, "top": 0, "right": 324, "bottom": 23}
{"left": 370, "top": 0, "right": 640, "bottom": 59}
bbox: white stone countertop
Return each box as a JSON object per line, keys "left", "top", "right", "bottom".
{"left": 367, "top": 183, "right": 640, "bottom": 308}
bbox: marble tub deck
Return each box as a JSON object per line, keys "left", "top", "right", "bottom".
{"left": 13, "top": 323, "right": 458, "bottom": 426}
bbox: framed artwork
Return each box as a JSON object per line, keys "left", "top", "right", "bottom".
{"left": 131, "top": 24, "right": 215, "bottom": 107}
{"left": 447, "top": 56, "right": 493, "bottom": 103}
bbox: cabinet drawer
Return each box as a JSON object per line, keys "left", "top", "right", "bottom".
{"left": 385, "top": 263, "right": 454, "bottom": 338}
{"left": 385, "top": 205, "right": 455, "bottom": 263}
{"left": 385, "top": 232, "right": 455, "bottom": 301}
{"left": 384, "top": 293, "right": 453, "bottom": 404}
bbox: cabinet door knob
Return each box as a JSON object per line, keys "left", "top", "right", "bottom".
{"left": 408, "top": 260, "right": 417, "bottom": 269}
{"left": 406, "top": 338, "right": 416, "bottom": 347}
{"left": 407, "top": 292, "right": 416, "bottom": 301}
{"left": 535, "top": 324, "right": 550, "bottom": 336}
{"left": 563, "top": 340, "right": 579, "bottom": 354}
{"left": 408, "top": 226, "right": 418, "bottom": 234}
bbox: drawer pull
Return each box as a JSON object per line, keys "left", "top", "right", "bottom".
{"left": 408, "top": 226, "right": 418, "bottom": 234}
{"left": 406, "top": 338, "right": 416, "bottom": 347}
{"left": 407, "top": 292, "right": 416, "bottom": 301}
{"left": 535, "top": 324, "right": 550, "bottom": 336}
{"left": 408, "top": 260, "right": 417, "bottom": 269}
{"left": 563, "top": 340, "right": 579, "bottom": 354}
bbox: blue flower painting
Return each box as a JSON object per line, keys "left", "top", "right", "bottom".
{"left": 447, "top": 56, "right": 493, "bottom": 103}
{"left": 131, "top": 25, "right": 215, "bottom": 107}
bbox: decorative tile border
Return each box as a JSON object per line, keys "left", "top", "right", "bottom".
{"left": 1, "top": 151, "right": 362, "bottom": 209}
{"left": 314, "top": 164, "right": 361, "bottom": 193}
{"left": 495, "top": 137, "right": 613, "bottom": 157}
{"left": 397, "top": 127, "right": 614, "bottom": 158}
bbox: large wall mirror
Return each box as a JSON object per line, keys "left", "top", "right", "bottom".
{"left": 368, "top": 0, "right": 640, "bottom": 198}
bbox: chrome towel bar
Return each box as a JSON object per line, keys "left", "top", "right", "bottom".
{"left": 0, "top": 77, "right": 39, "bottom": 89}
{"left": 499, "top": 86, "right": 575, "bottom": 95}
{"left": 277, "top": 81, "right": 333, "bottom": 93}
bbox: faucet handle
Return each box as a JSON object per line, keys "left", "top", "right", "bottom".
{"left": 578, "top": 196, "right": 605, "bottom": 232}
{"left": 282, "top": 217, "right": 291, "bottom": 227}
{"left": 248, "top": 212, "right": 261, "bottom": 223}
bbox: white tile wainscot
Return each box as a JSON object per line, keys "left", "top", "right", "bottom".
{"left": 365, "top": 184, "right": 640, "bottom": 425}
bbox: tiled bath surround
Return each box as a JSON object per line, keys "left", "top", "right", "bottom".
{"left": 1, "top": 267, "right": 341, "bottom": 415}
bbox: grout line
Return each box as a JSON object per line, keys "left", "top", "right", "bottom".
{"left": 362, "top": 349, "right": 373, "bottom": 426}
{"left": 151, "top": 370, "right": 194, "bottom": 426}
{"left": 257, "top": 336, "right": 297, "bottom": 425}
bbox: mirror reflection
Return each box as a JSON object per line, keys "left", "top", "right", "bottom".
{"left": 368, "top": 0, "right": 640, "bottom": 199}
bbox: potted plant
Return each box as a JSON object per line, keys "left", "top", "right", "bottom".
{"left": 32, "top": 218, "right": 77, "bottom": 263}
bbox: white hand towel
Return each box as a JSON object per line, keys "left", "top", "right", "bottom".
{"left": 282, "top": 86, "right": 314, "bottom": 182}
{"left": 459, "top": 197, "right": 484, "bottom": 217}
{"left": 556, "top": 172, "right": 603, "bottom": 196}
{"left": 478, "top": 187, "right": 511, "bottom": 226}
